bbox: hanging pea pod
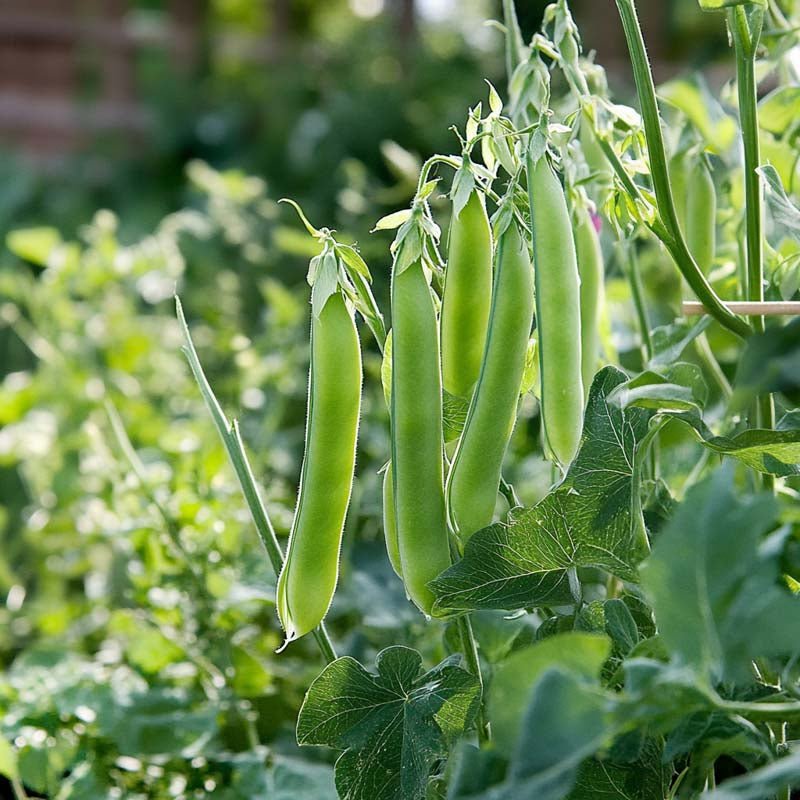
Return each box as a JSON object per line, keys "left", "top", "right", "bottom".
{"left": 277, "top": 287, "right": 362, "bottom": 644}
{"left": 390, "top": 255, "right": 451, "bottom": 614}
{"left": 528, "top": 151, "right": 585, "bottom": 469}
{"left": 440, "top": 188, "right": 494, "bottom": 399}
{"left": 275, "top": 202, "right": 374, "bottom": 646}
{"left": 382, "top": 462, "right": 402, "bottom": 579}
{"left": 574, "top": 204, "right": 606, "bottom": 397}
{"left": 685, "top": 155, "right": 717, "bottom": 275}
{"left": 446, "top": 218, "right": 535, "bottom": 541}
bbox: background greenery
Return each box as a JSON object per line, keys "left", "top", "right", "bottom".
{"left": 0, "top": 1, "right": 788, "bottom": 797}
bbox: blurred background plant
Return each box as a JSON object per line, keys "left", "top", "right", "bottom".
{"left": 0, "top": 0, "right": 797, "bottom": 797}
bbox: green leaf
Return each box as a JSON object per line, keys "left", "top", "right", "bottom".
{"left": 702, "top": 749, "right": 800, "bottom": 800}
{"left": 659, "top": 78, "right": 737, "bottom": 153}
{"left": 758, "top": 164, "right": 800, "bottom": 237}
{"left": 567, "top": 739, "right": 670, "bottom": 800}
{"left": 336, "top": 244, "right": 372, "bottom": 282}
{"left": 487, "top": 632, "right": 611, "bottom": 755}
{"left": 667, "top": 411, "right": 800, "bottom": 477}
{"left": 431, "top": 367, "right": 653, "bottom": 615}
{"left": 649, "top": 316, "right": 711, "bottom": 368}
{"left": 0, "top": 736, "right": 19, "bottom": 782}
{"left": 734, "top": 317, "right": 800, "bottom": 403}
{"left": 310, "top": 249, "right": 340, "bottom": 318}
{"left": 641, "top": 467, "right": 800, "bottom": 683}
{"left": 6, "top": 226, "right": 62, "bottom": 266}
{"left": 492, "top": 670, "right": 620, "bottom": 800}
{"left": 374, "top": 209, "right": 413, "bottom": 231}
{"left": 451, "top": 167, "right": 475, "bottom": 219}
{"left": 297, "top": 646, "right": 481, "bottom": 800}
{"left": 759, "top": 87, "right": 800, "bottom": 136}
{"left": 609, "top": 364, "right": 708, "bottom": 413}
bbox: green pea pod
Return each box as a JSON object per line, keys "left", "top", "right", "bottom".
{"left": 277, "top": 291, "right": 362, "bottom": 643}
{"left": 390, "top": 260, "right": 451, "bottom": 614}
{"left": 528, "top": 153, "right": 584, "bottom": 468}
{"left": 685, "top": 157, "right": 716, "bottom": 274}
{"left": 382, "top": 462, "right": 402, "bottom": 578}
{"left": 574, "top": 205, "right": 605, "bottom": 397}
{"left": 440, "top": 190, "right": 494, "bottom": 398}
{"left": 669, "top": 150, "right": 689, "bottom": 237}
{"left": 446, "top": 221, "right": 534, "bottom": 541}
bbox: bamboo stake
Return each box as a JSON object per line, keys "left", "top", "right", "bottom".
{"left": 682, "top": 301, "right": 800, "bottom": 317}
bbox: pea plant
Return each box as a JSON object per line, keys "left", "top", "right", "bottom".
{"left": 178, "top": 0, "right": 800, "bottom": 797}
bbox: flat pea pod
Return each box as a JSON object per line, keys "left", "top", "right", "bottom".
{"left": 528, "top": 153, "right": 584, "bottom": 468}
{"left": 574, "top": 205, "right": 605, "bottom": 398}
{"left": 446, "top": 221, "right": 534, "bottom": 541}
{"left": 440, "top": 190, "right": 494, "bottom": 399}
{"left": 382, "top": 462, "right": 402, "bottom": 578}
{"left": 685, "top": 158, "right": 716, "bottom": 275}
{"left": 277, "top": 291, "right": 362, "bottom": 643}
{"left": 390, "top": 260, "right": 451, "bottom": 614}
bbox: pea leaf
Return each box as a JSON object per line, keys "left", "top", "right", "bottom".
{"left": 0, "top": 736, "right": 19, "bottom": 782}
{"left": 431, "top": 367, "right": 653, "bottom": 614}
{"left": 487, "top": 632, "right": 611, "bottom": 756}
{"left": 296, "top": 646, "right": 481, "bottom": 800}
{"left": 641, "top": 467, "right": 800, "bottom": 683}
{"left": 6, "top": 226, "right": 62, "bottom": 266}
{"left": 758, "top": 165, "right": 800, "bottom": 237}
{"left": 734, "top": 317, "right": 800, "bottom": 403}
{"left": 758, "top": 87, "right": 800, "bottom": 136}
{"left": 567, "top": 739, "right": 671, "bottom": 800}
{"left": 649, "top": 316, "right": 711, "bottom": 368}
{"left": 702, "top": 749, "right": 800, "bottom": 800}
{"left": 665, "top": 412, "right": 800, "bottom": 477}
{"left": 490, "top": 670, "right": 620, "bottom": 800}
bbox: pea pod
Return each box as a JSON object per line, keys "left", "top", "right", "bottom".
{"left": 440, "top": 190, "right": 494, "bottom": 399}
{"left": 685, "top": 157, "right": 716, "bottom": 275}
{"left": 446, "top": 220, "right": 534, "bottom": 541}
{"left": 574, "top": 205, "right": 605, "bottom": 397}
{"left": 382, "top": 462, "right": 402, "bottom": 578}
{"left": 528, "top": 153, "right": 584, "bottom": 468}
{"left": 390, "top": 259, "right": 451, "bottom": 614}
{"left": 277, "top": 291, "right": 362, "bottom": 643}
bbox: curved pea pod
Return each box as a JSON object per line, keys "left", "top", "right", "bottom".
{"left": 574, "top": 205, "right": 605, "bottom": 398}
{"left": 440, "top": 190, "right": 494, "bottom": 399}
{"left": 382, "top": 462, "right": 403, "bottom": 578}
{"left": 390, "top": 260, "right": 451, "bottom": 614}
{"left": 685, "top": 157, "right": 716, "bottom": 275}
{"left": 446, "top": 221, "right": 534, "bottom": 541}
{"left": 277, "top": 291, "right": 362, "bottom": 643}
{"left": 528, "top": 153, "right": 584, "bottom": 469}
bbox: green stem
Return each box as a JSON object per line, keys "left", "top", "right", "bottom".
{"left": 694, "top": 333, "right": 732, "bottom": 400}
{"left": 177, "top": 297, "right": 337, "bottom": 665}
{"left": 499, "top": 475, "right": 521, "bottom": 509}
{"left": 614, "top": 0, "right": 751, "bottom": 340}
{"left": 457, "top": 615, "right": 491, "bottom": 744}
{"left": 624, "top": 244, "right": 653, "bottom": 363}
{"left": 717, "top": 698, "right": 800, "bottom": 722}
{"left": 729, "top": 6, "right": 775, "bottom": 493}
{"left": 11, "top": 777, "right": 29, "bottom": 800}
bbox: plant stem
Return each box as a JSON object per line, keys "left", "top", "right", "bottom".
{"left": 717, "top": 698, "right": 800, "bottom": 722}
{"left": 624, "top": 244, "right": 652, "bottom": 363}
{"left": 729, "top": 6, "right": 776, "bottom": 493}
{"left": 614, "top": 0, "right": 751, "bottom": 340}
{"left": 456, "top": 615, "right": 491, "bottom": 744}
{"left": 177, "top": 297, "right": 338, "bottom": 665}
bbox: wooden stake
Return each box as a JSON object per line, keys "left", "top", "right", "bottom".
{"left": 682, "top": 301, "right": 800, "bottom": 317}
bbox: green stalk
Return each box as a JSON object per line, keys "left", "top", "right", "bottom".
{"left": 624, "top": 244, "right": 653, "bottom": 363}
{"left": 457, "top": 615, "right": 491, "bottom": 744}
{"left": 614, "top": 0, "right": 751, "bottom": 340}
{"left": 729, "top": 6, "right": 775, "bottom": 493}
{"left": 177, "top": 297, "right": 337, "bottom": 665}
